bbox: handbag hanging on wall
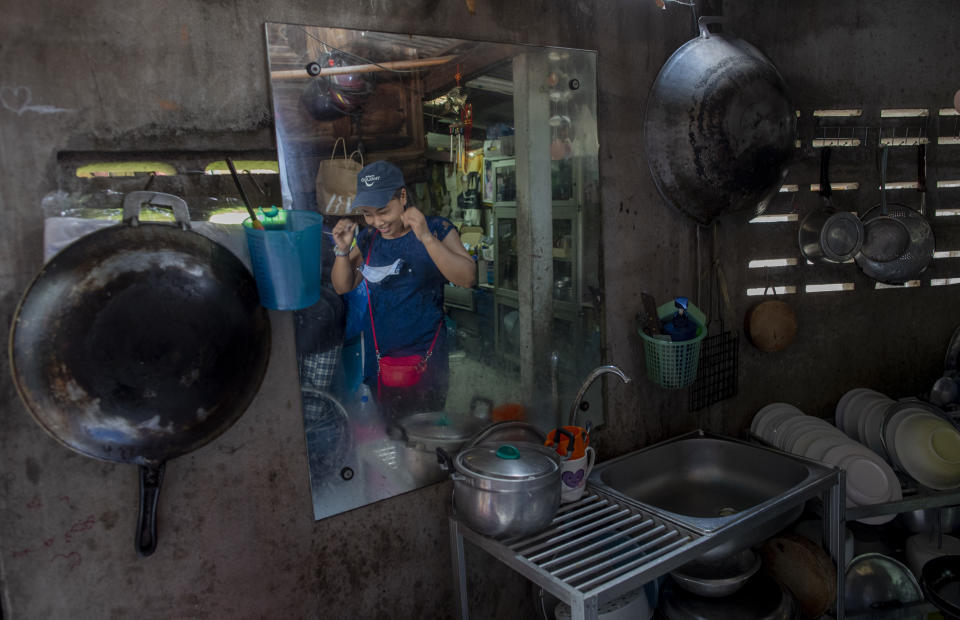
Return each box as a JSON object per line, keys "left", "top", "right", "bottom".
{"left": 316, "top": 137, "right": 363, "bottom": 215}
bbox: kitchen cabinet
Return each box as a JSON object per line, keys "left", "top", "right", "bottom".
{"left": 485, "top": 156, "right": 589, "bottom": 361}
{"left": 491, "top": 206, "right": 579, "bottom": 301}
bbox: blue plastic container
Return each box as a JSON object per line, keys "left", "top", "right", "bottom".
{"left": 243, "top": 209, "right": 324, "bottom": 310}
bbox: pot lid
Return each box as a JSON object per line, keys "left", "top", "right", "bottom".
{"left": 401, "top": 411, "right": 481, "bottom": 442}
{"left": 457, "top": 443, "right": 558, "bottom": 480}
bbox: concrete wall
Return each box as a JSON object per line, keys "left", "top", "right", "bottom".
{"left": 1, "top": 0, "right": 958, "bottom": 618}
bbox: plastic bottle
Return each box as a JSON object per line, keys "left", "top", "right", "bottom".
{"left": 353, "top": 383, "right": 379, "bottom": 428}
{"left": 661, "top": 297, "right": 699, "bottom": 342}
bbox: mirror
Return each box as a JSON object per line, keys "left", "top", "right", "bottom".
{"left": 264, "top": 23, "right": 603, "bottom": 520}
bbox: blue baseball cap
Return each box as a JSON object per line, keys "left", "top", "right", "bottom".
{"left": 351, "top": 160, "right": 405, "bottom": 210}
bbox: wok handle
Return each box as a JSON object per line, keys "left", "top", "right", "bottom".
{"left": 697, "top": 16, "right": 726, "bottom": 39}
{"left": 136, "top": 463, "right": 165, "bottom": 557}
{"left": 122, "top": 191, "right": 191, "bottom": 230}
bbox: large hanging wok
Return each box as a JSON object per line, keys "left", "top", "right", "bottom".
{"left": 9, "top": 191, "right": 271, "bottom": 556}
{"left": 644, "top": 17, "right": 796, "bottom": 225}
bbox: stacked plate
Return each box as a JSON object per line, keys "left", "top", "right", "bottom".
{"left": 751, "top": 403, "right": 901, "bottom": 524}
{"left": 837, "top": 387, "right": 960, "bottom": 491}
{"left": 835, "top": 388, "right": 896, "bottom": 459}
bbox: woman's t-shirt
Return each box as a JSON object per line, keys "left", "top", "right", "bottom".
{"left": 356, "top": 216, "right": 454, "bottom": 365}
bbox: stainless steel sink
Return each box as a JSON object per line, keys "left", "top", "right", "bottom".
{"left": 589, "top": 430, "right": 835, "bottom": 560}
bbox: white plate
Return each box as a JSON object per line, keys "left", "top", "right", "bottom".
{"left": 771, "top": 415, "right": 819, "bottom": 449}
{"left": 835, "top": 388, "right": 873, "bottom": 429}
{"left": 836, "top": 452, "right": 893, "bottom": 505}
{"left": 790, "top": 425, "right": 847, "bottom": 456}
{"left": 845, "top": 448, "right": 902, "bottom": 525}
{"left": 750, "top": 403, "right": 786, "bottom": 434}
{"left": 839, "top": 390, "right": 875, "bottom": 435}
{"left": 821, "top": 442, "right": 900, "bottom": 524}
{"left": 779, "top": 417, "right": 833, "bottom": 452}
{"left": 884, "top": 407, "right": 931, "bottom": 470}
{"left": 758, "top": 407, "right": 805, "bottom": 443}
{"left": 860, "top": 399, "right": 893, "bottom": 458}
{"left": 752, "top": 403, "right": 803, "bottom": 438}
{"left": 843, "top": 392, "right": 891, "bottom": 438}
{"left": 805, "top": 433, "right": 853, "bottom": 461}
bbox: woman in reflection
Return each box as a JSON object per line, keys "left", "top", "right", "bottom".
{"left": 331, "top": 160, "right": 476, "bottom": 419}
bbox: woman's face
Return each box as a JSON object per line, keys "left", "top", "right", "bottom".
{"left": 355, "top": 189, "right": 406, "bottom": 238}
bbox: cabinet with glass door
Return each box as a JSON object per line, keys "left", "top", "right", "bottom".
{"left": 484, "top": 156, "right": 586, "bottom": 356}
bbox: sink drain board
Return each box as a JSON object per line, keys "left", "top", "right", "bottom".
{"left": 484, "top": 491, "right": 706, "bottom": 598}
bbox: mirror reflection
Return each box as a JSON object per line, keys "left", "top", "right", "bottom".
{"left": 264, "top": 23, "right": 603, "bottom": 520}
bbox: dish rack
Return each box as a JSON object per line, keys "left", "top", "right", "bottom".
{"left": 450, "top": 472, "right": 844, "bottom": 620}
{"left": 749, "top": 428, "right": 960, "bottom": 620}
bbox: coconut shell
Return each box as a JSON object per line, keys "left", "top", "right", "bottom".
{"left": 745, "top": 300, "right": 798, "bottom": 352}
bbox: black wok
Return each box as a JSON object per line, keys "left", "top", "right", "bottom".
{"left": 9, "top": 191, "right": 271, "bottom": 556}
{"left": 644, "top": 17, "right": 796, "bottom": 225}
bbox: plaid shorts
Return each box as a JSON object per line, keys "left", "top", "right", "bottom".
{"left": 298, "top": 345, "right": 342, "bottom": 391}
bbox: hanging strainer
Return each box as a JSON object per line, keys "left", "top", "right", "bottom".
{"left": 859, "top": 147, "right": 911, "bottom": 263}
{"left": 856, "top": 145, "right": 934, "bottom": 284}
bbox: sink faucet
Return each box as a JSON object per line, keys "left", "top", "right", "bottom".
{"left": 568, "top": 365, "right": 631, "bottom": 426}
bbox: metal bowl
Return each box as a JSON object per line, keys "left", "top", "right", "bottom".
{"left": 900, "top": 506, "right": 960, "bottom": 534}
{"left": 670, "top": 548, "right": 761, "bottom": 598}
{"left": 921, "top": 554, "right": 960, "bottom": 619}
{"left": 845, "top": 553, "right": 923, "bottom": 615}
{"left": 660, "top": 571, "right": 800, "bottom": 620}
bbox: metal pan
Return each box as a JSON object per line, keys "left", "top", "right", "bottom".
{"left": 9, "top": 191, "right": 271, "bottom": 556}
{"left": 644, "top": 17, "right": 796, "bottom": 225}
{"left": 799, "top": 147, "right": 863, "bottom": 263}
{"left": 921, "top": 555, "right": 960, "bottom": 619}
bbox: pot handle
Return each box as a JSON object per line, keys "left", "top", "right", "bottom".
{"left": 697, "top": 16, "right": 727, "bottom": 39}
{"left": 468, "top": 421, "right": 546, "bottom": 448}
{"left": 437, "top": 447, "right": 455, "bottom": 472}
{"left": 386, "top": 422, "right": 408, "bottom": 443}
{"left": 122, "top": 191, "right": 192, "bottom": 230}
{"left": 136, "top": 463, "right": 165, "bottom": 557}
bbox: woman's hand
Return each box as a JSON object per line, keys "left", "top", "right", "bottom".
{"left": 401, "top": 207, "right": 431, "bottom": 243}
{"left": 332, "top": 219, "right": 358, "bottom": 253}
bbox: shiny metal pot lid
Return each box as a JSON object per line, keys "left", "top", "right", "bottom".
{"left": 456, "top": 443, "right": 558, "bottom": 480}
{"left": 400, "top": 411, "right": 483, "bottom": 443}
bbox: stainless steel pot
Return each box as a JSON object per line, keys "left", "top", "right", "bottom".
{"left": 392, "top": 411, "right": 486, "bottom": 485}
{"left": 900, "top": 506, "right": 960, "bottom": 535}
{"left": 644, "top": 17, "right": 796, "bottom": 225}
{"left": 439, "top": 431, "right": 561, "bottom": 537}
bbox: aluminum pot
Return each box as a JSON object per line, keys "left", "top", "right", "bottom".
{"left": 439, "top": 431, "right": 561, "bottom": 538}
{"left": 391, "top": 411, "right": 486, "bottom": 485}
{"left": 900, "top": 506, "right": 960, "bottom": 535}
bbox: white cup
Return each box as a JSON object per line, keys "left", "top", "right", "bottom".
{"left": 560, "top": 446, "right": 596, "bottom": 503}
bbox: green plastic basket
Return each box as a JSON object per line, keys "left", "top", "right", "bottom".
{"left": 638, "top": 301, "right": 707, "bottom": 389}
